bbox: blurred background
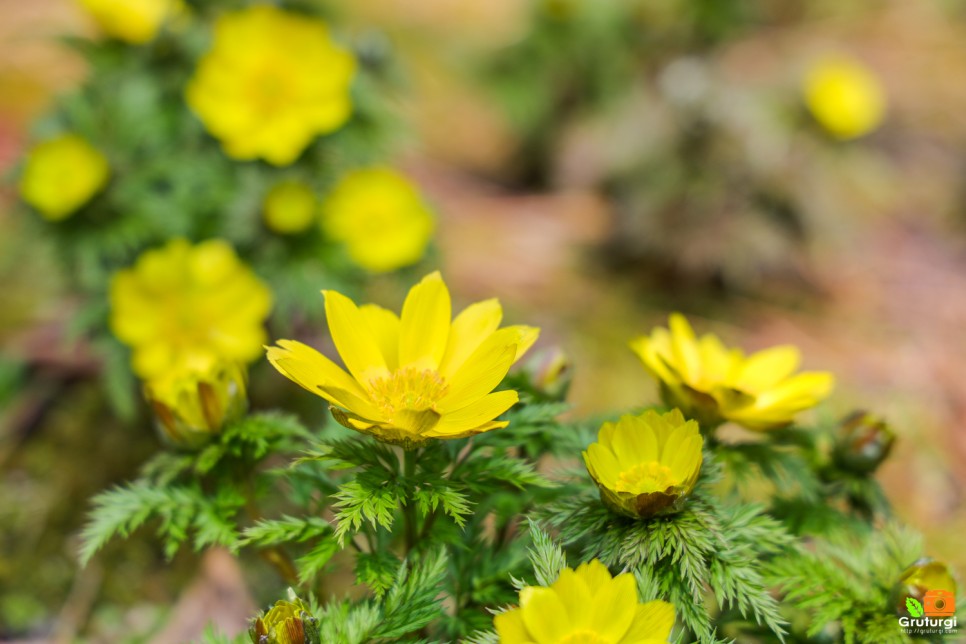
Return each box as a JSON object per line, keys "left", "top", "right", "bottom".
{"left": 2, "top": 0, "right": 966, "bottom": 641}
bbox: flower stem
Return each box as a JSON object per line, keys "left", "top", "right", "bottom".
{"left": 243, "top": 474, "right": 299, "bottom": 586}
{"left": 402, "top": 447, "right": 419, "bottom": 553}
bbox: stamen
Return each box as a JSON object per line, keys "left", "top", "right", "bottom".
{"left": 366, "top": 367, "right": 449, "bottom": 416}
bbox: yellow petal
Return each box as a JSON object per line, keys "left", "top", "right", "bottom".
{"left": 323, "top": 290, "right": 389, "bottom": 382}
{"left": 584, "top": 443, "right": 620, "bottom": 489}
{"left": 668, "top": 314, "right": 701, "bottom": 385}
{"left": 589, "top": 571, "right": 639, "bottom": 640}
{"left": 436, "top": 328, "right": 518, "bottom": 413}
{"left": 504, "top": 325, "right": 540, "bottom": 363}
{"left": 438, "top": 298, "right": 502, "bottom": 377}
{"left": 399, "top": 272, "right": 451, "bottom": 369}
{"left": 620, "top": 600, "right": 676, "bottom": 643}
{"left": 359, "top": 304, "right": 400, "bottom": 370}
{"left": 610, "top": 418, "right": 658, "bottom": 469}
{"left": 550, "top": 568, "right": 593, "bottom": 630}
{"left": 429, "top": 389, "right": 518, "bottom": 436}
{"left": 520, "top": 587, "right": 570, "bottom": 643}
{"left": 574, "top": 560, "right": 614, "bottom": 591}
{"left": 735, "top": 345, "right": 801, "bottom": 392}
{"left": 751, "top": 371, "right": 835, "bottom": 411}
{"left": 266, "top": 340, "right": 384, "bottom": 420}
{"left": 494, "top": 607, "right": 535, "bottom": 644}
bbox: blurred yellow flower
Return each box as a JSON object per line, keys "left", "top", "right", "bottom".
{"left": 494, "top": 559, "right": 675, "bottom": 644}
{"left": 584, "top": 409, "right": 702, "bottom": 518}
{"left": 78, "top": 0, "right": 180, "bottom": 44}
{"left": 631, "top": 314, "right": 834, "bottom": 431}
{"left": 19, "top": 134, "right": 109, "bottom": 221}
{"left": 322, "top": 168, "right": 435, "bottom": 273}
{"left": 263, "top": 180, "right": 317, "bottom": 234}
{"left": 267, "top": 272, "right": 538, "bottom": 447}
{"left": 804, "top": 55, "right": 886, "bottom": 140}
{"left": 186, "top": 5, "right": 356, "bottom": 166}
{"left": 145, "top": 362, "right": 247, "bottom": 449}
{"left": 110, "top": 239, "right": 272, "bottom": 379}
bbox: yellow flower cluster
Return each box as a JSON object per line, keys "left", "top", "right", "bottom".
{"left": 186, "top": 5, "right": 356, "bottom": 166}
{"left": 267, "top": 272, "right": 538, "bottom": 447}
{"left": 110, "top": 238, "right": 272, "bottom": 379}
{"left": 804, "top": 55, "right": 886, "bottom": 140}
{"left": 78, "top": 0, "right": 181, "bottom": 44}
{"left": 495, "top": 559, "right": 675, "bottom": 643}
{"left": 19, "top": 134, "right": 109, "bottom": 221}
{"left": 631, "top": 314, "right": 833, "bottom": 431}
{"left": 584, "top": 410, "right": 703, "bottom": 518}
{"left": 322, "top": 168, "right": 435, "bottom": 273}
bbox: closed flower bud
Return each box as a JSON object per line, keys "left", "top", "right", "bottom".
{"left": 833, "top": 410, "right": 895, "bottom": 473}
{"left": 583, "top": 409, "right": 703, "bottom": 518}
{"left": 892, "top": 558, "right": 957, "bottom": 617}
{"left": 522, "top": 347, "right": 572, "bottom": 401}
{"left": 263, "top": 180, "right": 318, "bottom": 235}
{"left": 250, "top": 592, "right": 320, "bottom": 644}
{"left": 145, "top": 362, "right": 247, "bottom": 449}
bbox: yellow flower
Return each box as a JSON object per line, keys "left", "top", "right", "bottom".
{"left": 630, "top": 314, "right": 834, "bottom": 431}
{"left": 186, "top": 5, "right": 356, "bottom": 166}
{"left": 19, "top": 134, "right": 109, "bottom": 221}
{"left": 267, "top": 272, "right": 538, "bottom": 447}
{"left": 321, "top": 168, "right": 434, "bottom": 273}
{"left": 250, "top": 592, "right": 319, "bottom": 644}
{"left": 804, "top": 55, "right": 886, "bottom": 140}
{"left": 584, "top": 410, "right": 703, "bottom": 518}
{"left": 78, "top": 0, "right": 180, "bottom": 44}
{"left": 145, "top": 362, "right": 247, "bottom": 449}
{"left": 263, "top": 180, "right": 317, "bottom": 234}
{"left": 110, "top": 239, "right": 273, "bottom": 379}
{"left": 494, "top": 559, "right": 675, "bottom": 644}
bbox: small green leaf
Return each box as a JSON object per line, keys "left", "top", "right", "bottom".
{"left": 906, "top": 597, "right": 924, "bottom": 618}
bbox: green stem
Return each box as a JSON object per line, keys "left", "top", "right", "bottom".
{"left": 402, "top": 448, "right": 419, "bottom": 553}
{"left": 242, "top": 474, "right": 300, "bottom": 586}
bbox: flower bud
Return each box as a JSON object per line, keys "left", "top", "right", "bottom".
{"left": 892, "top": 558, "right": 957, "bottom": 617}
{"left": 145, "top": 362, "right": 247, "bottom": 449}
{"left": 522, "top": 347, "right": 572, "bottom": 401}
{"left": 250, "top": 591, "right": 320, "bottom": 644}
{"left": 833, "top": 410, "right": 895, "bottom": 474}
{"left": 263, "top": 180, "right": 318, "bottom": 235}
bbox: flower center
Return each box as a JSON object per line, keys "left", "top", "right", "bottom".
{"left": 247, "top": 66, "right": 294, "bottom": 116}
{"left": 558, "top": 631, "right": 611, "bottom": 644}
{"left": 615, "top": 461, "right": 677, "bottom": 495}
{"left": 366, "top": 367, "right": 449, "bottom": 416}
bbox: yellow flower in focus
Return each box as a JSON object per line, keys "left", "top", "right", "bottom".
{"left": 631, "top": 314, "right": 834, "bottom": 431}
{"left": 263, "top": 180, "right": 317, "bottom": 234}
{"left": 78, "top": 0, "right": 180, "bottom": 44}
{"left": 322, "top": 168, "right": 434, "bottom": 273}
{"left": 145, "top": 362, "right": 247, "bottom": 449}
{"left": 19, "top": 134, "right": 109, "bottom": 221}
{"left": 110, "top": 239, "right": 273, "bottom": 379}
{"left": 584, "top": 409, "right": 703, "bottom": 518}
{"left": 186, "top": 5, "right": 356, "bottom": 166}
{"left": 267, "top": 272, "right": 538, "bottom": 447}
{"left": 494, "top": 559, "right": 675, "bottom": 644}
{"left": 804, "top": 55, "right": 886, "bottom": 140}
